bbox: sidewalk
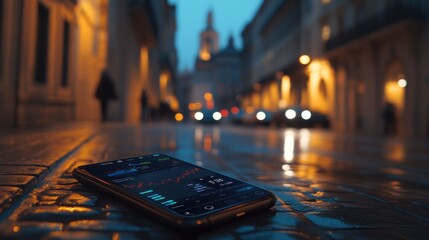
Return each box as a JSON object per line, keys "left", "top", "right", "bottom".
{"left": 0, "top": 122, "right": 428, "bottom": 239}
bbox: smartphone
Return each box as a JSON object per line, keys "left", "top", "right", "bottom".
{"left": 72, "top": 153, "right": 276, "bottom": 231}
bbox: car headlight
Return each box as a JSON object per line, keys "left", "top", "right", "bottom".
{"left": 285, "top": 109, "right": 296, "bottom": 119}
{"left": 301, "top": 110, "right": 311, "bottom": 120}
{"left": 256, "top": 111, "right": 266, "bottom": 121}
{"left": 195, "top": 112, "right": 204, "bottom": 121}
{"left": 212, "top": 112, "right": 222, "bottom": 121}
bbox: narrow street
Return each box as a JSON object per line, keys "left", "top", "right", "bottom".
{"left": 1, "top": 122, "right": 428, "bottom": 239}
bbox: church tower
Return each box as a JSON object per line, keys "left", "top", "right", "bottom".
{"left": 198, "top": 10, "right": 219, "bottom": 61}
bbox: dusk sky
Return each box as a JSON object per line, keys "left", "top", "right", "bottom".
{"left": 168, "top": 0, "right": 262, "bottom": 72}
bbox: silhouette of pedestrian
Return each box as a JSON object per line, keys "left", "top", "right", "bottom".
{"left": 95, "top": 70, "right": 117, "bottom": 122}
{"left": 382, "top": 102, "right": 396, "bottom": 135}
{"left": 141, "top": 90, "right": 149, "bottom": 121}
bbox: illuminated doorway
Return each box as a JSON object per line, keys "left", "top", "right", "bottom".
{"left": 383, "top": 60, "right": 406, "bottom": 136}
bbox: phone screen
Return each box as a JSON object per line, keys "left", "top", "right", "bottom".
{"left": 79, "top": 154, "right": 271, "bottom": 217}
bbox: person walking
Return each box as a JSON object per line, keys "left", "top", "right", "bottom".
{"left": 95, "top": 70, "right": 117, "bottom": 122}
{"left": 382, "top": 102, "right": 397, "bottom": 136}
{"left": 141, "top": 90, "right": 149, "bottom": 121}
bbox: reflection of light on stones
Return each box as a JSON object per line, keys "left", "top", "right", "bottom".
{"left": 195, "top": 127, "right": 203, "bottom": 144}
{"left": 313, "top": 191, "right": 325, "bottom": 197}
{"left": 57, "top": 206, "right": 89, "bottom": 212}
{"left": 282, "top": 164, "right": 294, "bottom": 177}
{"left": 299, "top": 129, "right": 310, "bottom": 151}
{"left": 383, "top": 168, "right": 404, "bottom": 176}
{"left": 203, "top": 134, "right": 212, "bottom": 152}
{"left": 283, "top": 130, "right": 295, "bottom": 163}
{"left": 213, "top": 127, "right": 221, "bottom": 144}
{"left": 390, "top": 181, "right": 401, "bottom": 190}
{"left": 160, "top": 135, "right": 167, "bottom": 149}
{"left": 384, "top": 144, "right": 405, "bottom": 162}
{"left": 169, "top": 138, "right": 176, "bottom": 150}
{"left": 267, "top": 128, "right": 278, "bottom": 148}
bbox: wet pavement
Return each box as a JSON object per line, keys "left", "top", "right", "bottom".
{"left": 0, "top": 122, "right": 428, "bottom": 239}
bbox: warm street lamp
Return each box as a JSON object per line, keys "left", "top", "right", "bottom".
{"left": 398, "top": 79, "right": 407, "bottom": 88}
{"left": 299, "top": 55, "right": 311, "bottom": 65}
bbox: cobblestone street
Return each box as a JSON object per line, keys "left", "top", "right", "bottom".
{"left": 0, "top": 122, "right": 429, "bottom": 239}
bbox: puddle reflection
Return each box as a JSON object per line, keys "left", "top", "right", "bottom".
{"left": 282, "top": 164, "right": 294, "bottom": 177}
{"left": 194, "top": 126, "right": 221, "bottom": 153}
{"left": 383, "top": 143, "right": 405, "bottom": 162}
{"left": 283, "top": 130, "right": 295, "bottom": 163}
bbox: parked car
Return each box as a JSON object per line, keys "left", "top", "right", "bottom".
{"left": 230, "top": 109, "right": 245, "bottom": 124}
{"left": 253, "top": 109, "right": 273, "bottom": 126}
{"left": 273, "top": 106, "right": 330, "bottom": 128}
{"left": 194, "top": 109, "right": 222, "bottom": 124}
{"left": 231, "top": 109, "right": 273, "bottom": 126}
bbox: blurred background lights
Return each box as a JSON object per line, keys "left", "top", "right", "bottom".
{"left": 299, "top": 55, "right": 311, "bottom": 65}
{"left": 256, "top": 111, "right": 266, "bottom": 121}
{"left": 195, "top": 111, "right": 204, "bottom": 120}
{"left": 204, "top": 92, "right": 213, "bottom": 101}
{"left": 231, "top": 106, "right": 240, "bottom": 115}
{"left": 301, "top": 110, "right": 312, "bottom": 120}
{"left": 285, "top": 109, "right": 297, "bottom": 119}
{"left": 175, "top": 113, "right": 184, "bottom": 122}
{"left": 398, "top": 79, "right": 407, "bottom": 88}
{"left": 220, "top": 109, "right": 229, "bottom": 117}
{"left": 213, "top": 112, "right": 222, "bottom": 121}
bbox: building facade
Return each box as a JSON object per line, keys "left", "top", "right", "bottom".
{"left": 240, "top": 0, "right": 429, "bottom": 139}
{"left": 0, "top": 0, "right": 85, "bottom": 127}
{"left": 108, "top": 0, "right": 178, "bottom": 122}
{"left": 0, "top": 0, "right": 177, "bottom": 127}
{"left": 189, "top": 11, "right": 241, "bottom": 113}
{"left": 240, "top": 0, "right": 305, "bottom": 113}
{"left": 323, "top": 0, "right": 429, "bottom": 139}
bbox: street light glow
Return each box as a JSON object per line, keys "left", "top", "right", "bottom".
{"left": 256, "top": 111, "right": 266, "bottom": 121}
{"left": 204, "top": 92, "right": 213, "bottom": 101}
{"left": 285, "top": 109, "right": 296, "bottom": 119}
{"left": 175, "top": 113, "right": 184, "bottom": 122}
{"left": 299, "top": 55, "right": 311, "bottom": 65}
{"left": 195, "top": 112, "right": 204, "bottom": 121}
{"left": 398, "top": 79, "right": 407, "bottom": 88}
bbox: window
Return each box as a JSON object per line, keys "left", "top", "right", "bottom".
{"left": 321, "top": 25, "right": 331, "bottom": 41}
{"left": 34, "top": 3, "right": 49, "bottom": 84}
{"left": 61, "top": 21, "right": 70, "bottom": 87}
{"left": 320, "top": 17, "right": 331, "bottom": 41}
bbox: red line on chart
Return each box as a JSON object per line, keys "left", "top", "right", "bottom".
{"left": 123, "top": 168, "right": 200, "bottom": 189}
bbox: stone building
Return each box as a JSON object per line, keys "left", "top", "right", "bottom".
{"left": 323, "top": 0, "right": 429, "bottom": 139}
{"left": 0, "top": 0, "right": 177, "bottom": 127}
{"left": 240, "top": 0, "right": 304, "bottom": 113}
{"left": 0, "top": 0, "right": 92, "bottom": 127}
{"left": 109, "top": 0, "right": 178, "bottom": 122}
{"left": 190, "top": 11, "right": 241, "bottom": 113}
{"left": 240, "top": 0, "right": 429, "bottom": 139}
